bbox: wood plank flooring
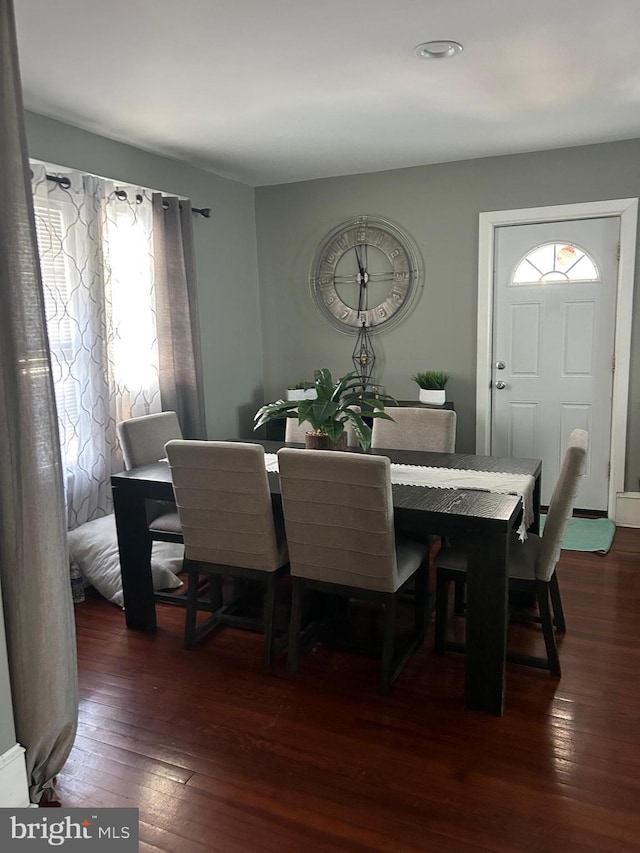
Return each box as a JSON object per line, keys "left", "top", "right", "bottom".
{"left": 59, "top": 527, "right": 640, "bottom": 852}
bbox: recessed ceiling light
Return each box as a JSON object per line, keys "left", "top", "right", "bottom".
{"left": 414, "top": 40, "right": 463, "bottom": 60}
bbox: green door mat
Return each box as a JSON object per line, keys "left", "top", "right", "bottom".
{"left": 539, "top": 515, "right": 616, "bottom": 554}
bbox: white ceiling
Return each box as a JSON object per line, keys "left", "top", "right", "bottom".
{"left": 14, "top": 0, "right": 640, "bottom": 187}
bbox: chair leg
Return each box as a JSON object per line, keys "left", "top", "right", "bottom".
{"left": 536, "top": 581, "right": 561, "bottom": 677}
{"left": 208, "top": 575, "right": 223, "bottom": 611}
{"left": 434, "top": 570, "right": 450, "bottom": 655}
{"left": 184, "top": 564, "right": 201, "bottom": 650}
{"left": 262, "top": 574, "right": 277, "bottom": 669}
{"left": 380, "top": 594, "right": 396, "bottom": 695}
{"left": 414, "top": 561, "right": 428, "bottom": 643}
{"left": 549, "top": 572, "right": 566, "bottom": 634}
{"left": 288, "top": 577, "right": 303, "bottom": 674}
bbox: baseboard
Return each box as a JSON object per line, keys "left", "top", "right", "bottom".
{"left": 615, "top": 492, "right": 640, "bottom": 527}
{"left": 0, "top": 743, "right": 31, "bottom": 807}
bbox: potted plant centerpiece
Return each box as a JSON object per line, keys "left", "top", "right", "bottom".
{"left": 286, "top": 379, "right": 317, "bottom": 402}
{"left": 412, "top": 370, "right": 449, "bottom": 406}
{"left": 255, "top": 368, "right": 393, "bottom": 452}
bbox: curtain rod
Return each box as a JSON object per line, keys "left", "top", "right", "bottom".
{"left": 44, "top": 173, "right": 211, "bottom": 219}
{"left": 45, "top": 173, "right": 71, "bottom": 189}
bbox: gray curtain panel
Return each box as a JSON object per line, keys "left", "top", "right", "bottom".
{"left": 153, "top": 194, "right": 207, "bottom": 440}
{"left": 0, "top": 0, "right": 79, "bottom": 803}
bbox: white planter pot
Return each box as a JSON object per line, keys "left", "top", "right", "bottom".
{"left": 419, "top": 389, "right": 446, "bottom": 406}
{"left": 286, "top": 389, "right": 317, "bottom": 401}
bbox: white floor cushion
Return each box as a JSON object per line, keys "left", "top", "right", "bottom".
{"left": 68, "top": 513, "right": 183, "bottom": 608}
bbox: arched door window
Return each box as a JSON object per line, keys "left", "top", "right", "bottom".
{"left": 511, "top": 241, "right": 600, "bottom": 285}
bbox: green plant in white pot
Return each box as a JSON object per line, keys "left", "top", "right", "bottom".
{"left": 255, "top": 368, "right": 393, "bottom": 452}
{"left": 412, "top": 370, "right": 449, "bottom": 406}
{"left": 286, "top": 379, "right": 317, "bottom": 402}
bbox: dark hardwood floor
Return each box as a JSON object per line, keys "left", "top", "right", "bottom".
{"left": 59, "top": 527, "right": 640, "bottom": 852}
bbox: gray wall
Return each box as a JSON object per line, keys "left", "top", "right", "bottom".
{"left": 25, "top": 112, "right": 263, "bottom": 439}
{"left": 255, "top": 139, "right": 640, "bottom": 490}
{"left": 21, "top": 116, "right": 640, "bottom": 486}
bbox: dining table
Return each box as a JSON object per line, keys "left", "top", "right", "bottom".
{"left": 111, "top": 439, "right": 541, "bottom": 715}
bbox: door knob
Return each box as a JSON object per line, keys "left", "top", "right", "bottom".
{"left": 495, "top": 361, "right": 506, "bottom": 370}
{"left": 495, "top": 380, "right": 506, "bottom": 390}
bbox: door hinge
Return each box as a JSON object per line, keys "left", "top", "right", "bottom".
{"left": 616, "top": 242, "right": 621, "bottom": 261}
{"left": 612, "top": 353, "right": 616, "bottom": 374}
{"left": 607, "top": 461, "right": 611, "bottom": 480}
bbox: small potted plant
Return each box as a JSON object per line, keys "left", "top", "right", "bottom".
{"left": 412, "top": 370, "right": 449, "bottom": 406}
{"left": 255, "top": 368, "right": 393, "bottom": 452}
{"left": 286, "top": 379, "right": 317, "bottom": 402}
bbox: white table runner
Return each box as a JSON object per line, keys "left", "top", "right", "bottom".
{"left": 264, "top": 453, "right": 534, "bottom": 540}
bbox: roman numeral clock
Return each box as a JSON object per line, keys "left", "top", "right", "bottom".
{"left": 309, "top": 216, "right": 422, "bottom": 383}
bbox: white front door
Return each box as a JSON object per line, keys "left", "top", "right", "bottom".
{"left": 491, "top": 217, "right": 619, "bottom": 509}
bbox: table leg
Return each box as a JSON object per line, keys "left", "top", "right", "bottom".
{"left": 464, "top": 529, "right": 509, "bottom": 715}
{"left": 112, "top": 482, "right": 157, "bottom": 630}
{"left": 515, "top": 473, "right": 541, "bottom": 610}
{"left": 531, "top": 473, "right": 542, "bottom": 535}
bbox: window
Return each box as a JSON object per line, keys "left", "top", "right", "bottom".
{"left": 512, "top": 242, "right": 600, "bottom": 285}
{"left": 33, "top": 180, "right": 161, "bottom": 526}
{"left": 34, "top": 200, "right": 79, "bottom": 468}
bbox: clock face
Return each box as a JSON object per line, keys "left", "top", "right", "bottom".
{"left": 309, "top": 216, "right": 422, "bottom": 333}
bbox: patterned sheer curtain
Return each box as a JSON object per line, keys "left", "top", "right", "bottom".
{"left": 31, "top": 164, "right": 162, "bottom": 529}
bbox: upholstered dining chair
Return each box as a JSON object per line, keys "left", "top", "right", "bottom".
{"left": 284, "top": 418, "right": 311, "bottom": 443}
{"left": 372, "top": 406, "right": 457, "bottom": 601}
{"left": 434, "top": 428, "right": 588, "bottom": 677}
{"left": 371, "top": 407, "right": 457, "bottom": 453}
{"left": 165, "top": 440, "right": 290, "bottom": 667}
{"left": 117, "top": 411, "right": 184, "bottom": 543}
{"left": 277, "top": 447, "right": 429, "bottom": 693}
{"left": 118, "top": 410, "right": 182, "bottom": 470}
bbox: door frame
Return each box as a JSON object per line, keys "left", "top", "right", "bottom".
{"left": 476, "top": 198, "right": 638, "bottom": 518}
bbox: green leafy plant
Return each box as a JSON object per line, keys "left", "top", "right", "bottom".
{"left": 255, "top": 368, "right": 394, "bottom": 452}
{"left": 412, "top": 370, "right": 449, "bottom": 390}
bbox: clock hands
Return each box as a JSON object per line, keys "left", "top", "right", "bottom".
{"left": 353, "top": 244, "right": 368, "bottom": 313}
{"left": 354, "top": 242, "right": 367, "bottom": 267}
{"left": 336, "top": 269, "right": 395, "bottom": 314}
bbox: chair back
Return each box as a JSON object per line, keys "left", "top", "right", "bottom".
{"left": 165, "top": 440, "right": 285, "bottom": 571}
{"left": 537, "top": 429, "right": 588, "bottom": 581}
{"left": 277, "top": 448, "right": 399, "bottom": 592}
{"left": 285, "top": 408, "right": 361, "bottom": 447}
{"left": 117, "top": 411, "right": 182, "bottom": 469}
{"left": 371, "top": 407, "right": 456, "bottom": 453}
{"left": 285, "top": 419, "right": 310, "bottom": 443}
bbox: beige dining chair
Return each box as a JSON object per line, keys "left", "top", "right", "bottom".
{"left": 372, "top": 406, "right": 457, "bottom": 601}
{"left": 117, "top": 411, "right": 183, "bottom": 543}
{"left": 277, "top": 447, "right": 429, "bottom": 693}
{"left": 434, "top": 428, "right": 588, "bottom": 676}
{"left": 118, "top": 411, "right": 182, "bottom": 469}
{"left": 371, "top": 407, "right": 457, "bottom": 453}
{"left": 165, "top": 440, "right": 290, "bottom": 666}
{"left": 284, "top": 418, "right": 310, "bottom": 443}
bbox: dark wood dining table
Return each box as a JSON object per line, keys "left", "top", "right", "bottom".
{"left": 111, "top": 440, "right": 541, "bottom": 715}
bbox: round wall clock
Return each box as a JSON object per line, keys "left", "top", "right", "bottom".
{"left": 309, "top": 215, "right": 422, "bottom": 334}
